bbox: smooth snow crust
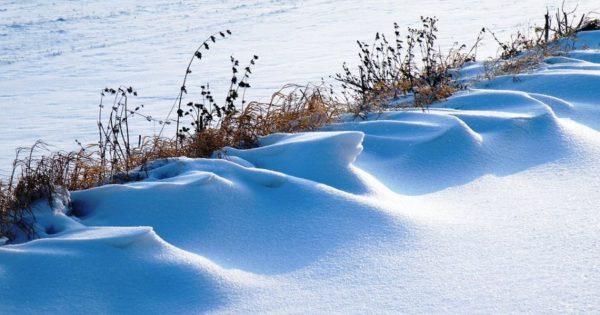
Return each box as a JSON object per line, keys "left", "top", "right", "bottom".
{"left": 1, "top": 31, "right": 600, "bottom": 313}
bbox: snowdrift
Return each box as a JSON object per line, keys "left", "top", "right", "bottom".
{"left": 2, "top": 31, "right": 600, "bottom": 313}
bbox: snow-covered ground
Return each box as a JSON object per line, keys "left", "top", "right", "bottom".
{"left": 1, "top": 0, "right": 599, "bottom": 173}
{"left": 1, "top": 29, "right": 600, "bottom": 313}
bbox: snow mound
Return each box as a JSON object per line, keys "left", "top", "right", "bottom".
{"left": 222, "top": 131, "right": 374, "bottom": 194}
{"left": 71, "top": 157, "right": 400, "bottom": 274}
{"left": 323, "top": 111, "right": 484, "bottom": 194}
{"left": 322, "top": 88, "right": 574, "bottom": 194}
{"left": 0, "top": 224, "right": 237, "bottom": 314}
{"left": 568, "top": 30, "right": 600, "bottom": 49}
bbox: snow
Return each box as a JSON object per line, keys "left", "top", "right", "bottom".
{"left": 2, "top": 5, "right": 600, "bottom": 314}
{"left": 1, "top": 0, "right": 599, "bottom": 172}
{"left": 0, "top": 0, "right": 600, "bottom": 313}
{"left": 0, "top": 227, "right": 225, "bottom": 313}
{"left": 222, "top": 131, "right": 374, "bottom": 194}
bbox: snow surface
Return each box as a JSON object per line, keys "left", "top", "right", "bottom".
{"left": 1, "top": 0, "right": 599, "bottom": 173}
{"left": 1, "top": 31, "right": 600, "bottom": 313}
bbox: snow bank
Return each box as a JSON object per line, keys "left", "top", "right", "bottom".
{"left": 0, "top": 224, "right": 234, "bottom": 313}
{"left": 71, "top": 157, "right": 398, "bottom": 274}
{"left": 222, "top": 131, "right": 373, "bottom": 194}
{"left": 2, "top": 31, "right": 600, "bottom": 313}
{"left": 322, "top": 88, "right": 573, "bottom": 195}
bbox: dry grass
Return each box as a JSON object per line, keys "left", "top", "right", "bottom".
{"left": 241, "top": 84, "right": 342, "bottom": 134}
{"left": 335, "top": 17, "right": 483, "bottom": 117}
{"left": 484, "top": 3, "right": 599, "bottom": 78}
{"left": 146, "top": 83, "right": 341, "bottom": 160}
{"left": 0, "top": 142, "right": 83, "bottom": 240}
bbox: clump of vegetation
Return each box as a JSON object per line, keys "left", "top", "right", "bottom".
{"left": 335, "top": 16, "right": 482, "bottom": 118}
{"left": 485, "top": 2, "right": 600, "bottom": 77}
{"left": 145, "top": 83, "right": 340, "bottom": 161}
{"left": 0, "top": 142, "right": 76, "bottom": 240}
{"left": 96, "top": 86, "right": 143, "bottom": 177}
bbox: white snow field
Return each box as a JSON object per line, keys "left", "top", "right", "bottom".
{"left": 1, "top": 0, "right": 599, "bottom": 172}
{"left": 1, "top": 31, "right": 600, "bottom": 313}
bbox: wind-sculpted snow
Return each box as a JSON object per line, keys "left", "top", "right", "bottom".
{"left": 71, "top": 157, "right": 400, "bottom": 274}
{"left": 2, "top": 32, "right": 600, "bottom": 313}
{"left": 222, "top": 131, "right": 376, "bottom": 194}
{"left": 0, "top": 210, "right": 237, "bottom": 313}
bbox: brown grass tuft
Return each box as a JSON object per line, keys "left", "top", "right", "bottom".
{"left": 484, "top": 3, "right": 600, "bottom": 78}
{"left": 335, "top": 17, "right": 483, "bottom": 117}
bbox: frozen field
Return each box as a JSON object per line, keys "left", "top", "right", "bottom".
{"left": 0, "top": 0, "right": 598, "bottom": 172}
